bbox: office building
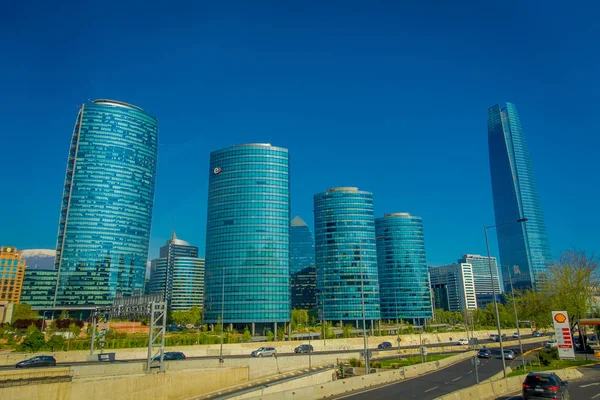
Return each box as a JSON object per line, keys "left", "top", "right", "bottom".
{"left": 53, "top": 99, "right": 158, "bottom": 306}
{"left": 20, "top": 268, "right": 58, "bottom": 309}
{"left": 291, "top": 265, "right": 316, "bottom": 312}
{"left": 290, "top": 216, "right": 315, "bottom": 276}
{"left": 429, "top": 263, "right": 477, "bottom": 312}
{"left": 375, "top": 213, "right": 432, "bottom": 323}
{"left": 458, "top": 254, "right": 501, "bottom": 308}
{"left": 203, "top": 144, "right": 290, "bottom": 334}
{"left": 488, "top": 102, "right": 552, "bottom": 291}
{"left": 149, "top": 232, "right": 205, "bottom": 311}
{"left": 314, "top": 187, "right": 380, "bottom": 327}
{"left": 0, "top": 247, "right": 26, "bottom": 303}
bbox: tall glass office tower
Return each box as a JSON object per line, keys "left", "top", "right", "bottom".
{"left": 204, "top": 144, "right": 290, "bottom": 334}
{"left": 375, "top": 213, "right": 432, "bottom": 323}
{"left": 149, "top": 232, "right": 205, "bottom": 311}
{"left": 290, "top": 216, "right": 315, "bottom": 276}
{"left": 488, "top": 102, "right": 552, "bottom": 291}
{"left": 314, "top": 187, "right": 380, "bottom": 327}
{"left": 54, "top": 100, "right": 158, "bottom": 306}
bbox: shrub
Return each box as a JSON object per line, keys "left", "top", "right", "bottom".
{"left": 47, "top": 335, "right": 66, "bottom": 351}
{"left": 548, "top": 347, "right": 559, "bottom": 360}
{"left": 348, "top": 357, "right": 361, "bottom": 367}
{"left": 538, "top": 350, "right": 553, "bottom": 366}
{"left": 371, "top": 361, "right": 382, "bottom": 368}
{"left": 18, "top": 329, "right": 46, "bottom": 352}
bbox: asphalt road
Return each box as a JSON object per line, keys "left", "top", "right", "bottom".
{"left": 337, "top": 342, "right": 541, "bottom": 400}
{"left": 496, "top": 364, "right": 600, "bottom": 400}
{"left": 0, "top": 335, "right": 534, "bottom": 370}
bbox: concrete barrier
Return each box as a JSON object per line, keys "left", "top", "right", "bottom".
{"left": 0, "top": 328, "right": 532, "bottom": 366}
{"left": 434, "top": 368, "right": 584, "bottom": 400}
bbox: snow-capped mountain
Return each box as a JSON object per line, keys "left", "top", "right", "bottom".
{"left": 21, "top": 249, "right": 56, "bottom": 270}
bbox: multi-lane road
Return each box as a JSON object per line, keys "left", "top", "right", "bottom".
{"left": 337, "top": 342, "right": 542, "bottom": 400}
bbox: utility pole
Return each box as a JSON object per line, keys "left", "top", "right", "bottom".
{"left": 359, "top": 244, "right": 370, "bottom": 374}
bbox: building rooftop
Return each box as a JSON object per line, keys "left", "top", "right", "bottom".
{"left": 168, "top": 231, "right": 190, "bottom": 246}
{"left": 326, "top": 187, "right": 359, "bottom": 193}
{"left": 93, "top": 99, "right": 146, "bottom": 112}
{"left": 291, "top": 216, "right": 308, "bottom": 227}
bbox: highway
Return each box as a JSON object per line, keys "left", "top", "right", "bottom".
{"left": 337, "top": 342, "right": 541, "bottom": 400}
{"left": 496, "top": 364, "right": 600, "bottom": 400}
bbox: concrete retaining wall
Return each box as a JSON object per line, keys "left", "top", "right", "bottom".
{"left": 0, "top": 328, "right": 532, "bottom": 366}
{"left": 434, "top": 368, "right": 584, "bottom": 400}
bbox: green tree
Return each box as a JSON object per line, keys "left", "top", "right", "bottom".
{"left": 266, "top": 329, "right": 274, "bottom": 341}
{"left": 342, "top": 324, "right": 353, "bottom": 338}
{"left": 11, "top": 304, "right": 39, "bottom": 323}
{"left": 506, "top": 289, "right": 552, "bottom": 329}
{"left": 546, "top": 249, "right": 599, "bottom": 331}
{"left": 18, "top": 326, "right": 46, "bottom": 352}
{"left": 242, "top": 326, "right": 252, "bottom": 342}
{"left": 67, "top": 323, "right": 82, "bottom": 350}
{"left": 276, "top": 327, "right": 285, "bottom": 341}
{"left": 46, "top": 335, "right": 66, "bottom": 351}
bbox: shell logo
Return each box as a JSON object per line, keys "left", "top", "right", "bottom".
{"left": 594, "top": 297, "right": 599, "bottom": 304}
{"left": 554, "top": 313, "right": 567, "bottom": 324}
{"left": 213, "top": 167, "right": 221, "bottom": 175}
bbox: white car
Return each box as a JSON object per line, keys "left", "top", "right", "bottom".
{"left": 512, "top": 332, "right": 519, "bottom": 338}
{"left": 545, "top": 340, "right": 558, "bottom": 348}
{"left": 456, "top": 338, "right": 469, "bottom": 345}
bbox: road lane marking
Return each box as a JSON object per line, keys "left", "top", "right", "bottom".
{"left": 452, "top": 376, "right": 463, "bottom": 381}
{"left": 592, "top": 394, "right": 600, "bottom": 399}
{"left": 581, "top": 383, "right": 600, "bottom": 388}
{"left": 424, "top": 386, "right": 439, "bottom": 393}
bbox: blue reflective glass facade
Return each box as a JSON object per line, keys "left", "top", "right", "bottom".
{"left": 204, "top": 144, "right": 290, "bottom": 325}
{"left": 375, "top": 213, "right": 432, "bottom": 323}
{"left": 488, "top": 102, "right": 552, "bottom": 291}
{"left": 149, "top": 234, "right": 204, "bottom": 311}
{"left": 290, "top": 216, "right": 315, "bottom": 276}
{"left": 314, "top": 187, "right": 380, "bottom": 325}
{"left": 20, "top": 268, "right": 58, "bottom": 310}
{"left": 54, "top": 100, "right": 158, "bottom": 306}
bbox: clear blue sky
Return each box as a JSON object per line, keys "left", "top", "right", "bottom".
{"left": 1, "top": 1, "right": 598, "bottom": 264}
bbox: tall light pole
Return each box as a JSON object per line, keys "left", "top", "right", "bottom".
{"left": 484, "top": 217, "right": 528, "bottom": 378}
{"left": 219, "top": 265, "right": 225, "bottom": 364}
{"left": 507, "top": 264, "right": 526, "bottom": 370}
{"left": 359, "top": 244, "right": 370, "bottom": 375}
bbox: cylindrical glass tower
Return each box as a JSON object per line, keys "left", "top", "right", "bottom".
{"left": 375, "top": 213, "right": 432, "bottom": 323}
{"left": 313, "top": 187, "right": 380, "bottom": 327}
{"left": 204, "top": 144, "right": 290, "bottom": 330}
{"left": 54, "top": 99, "right": 158, "bottom": 306}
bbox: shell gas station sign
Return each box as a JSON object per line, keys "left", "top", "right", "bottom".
{"left": 552, "top": 311, "right": 575, "bottom": 359}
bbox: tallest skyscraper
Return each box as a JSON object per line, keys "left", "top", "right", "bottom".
{"left": 488, "top": 102, "right": 552, "bottom": 291}
{"left": 54, "top": 99, "right": 158, "bottom": 306}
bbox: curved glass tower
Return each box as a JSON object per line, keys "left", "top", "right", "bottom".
{"left": 314, "top": 187, "right": 380, "bottom": 327}
{"left": 375, "top": 213, "right": 432, "bottom": 323}
{"left": 204, "top": 144, "right": 290, "bottom": 330}
{"left": 54, "top": 100, "right": 158, "bottom": 306}
{"left": 488, "top": 102, "right": 552, "bottom": 291}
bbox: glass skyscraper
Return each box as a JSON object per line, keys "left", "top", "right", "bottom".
{"left": 204, "top": 144, "right": 290, "bottom": 332}
{"left": 314, "top": 187, "right": 380, "bottom": 327}
{"left": 375, "top": 213, "right": 432, "bottom": 323}
{"left": 20, "top": 268, "right": 58, "bottom": 310}
{"left": 488, "top": 102, "right": 552, "bottom": 291}
{"left": 149, "top": 233, "right": 205, "bottom": 311}
{"left": 457, "top": 254, "right": 501, "bottom": 308}
{"left": 54, "top": 100, "right": 158, "bottom": 306}
{"left": 290, "top": 216, "right": 315, "bottom": 276}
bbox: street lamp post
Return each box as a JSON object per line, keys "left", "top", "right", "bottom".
{"left": 359, "top": 244, "right": 370, "bottom": 375}
{"left": 219, "top": 266, "right": 225, "bottom": 364}
{"left": 484, "top": 217, "right": 527, "bottom": 379}
{"left": 507, "top": 265, "right": 526, "bottom": 370}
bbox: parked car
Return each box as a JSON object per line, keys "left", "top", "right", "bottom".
{"left": 501, "top": 350, "right": 515, "bottom": 360}
{"left": 512, "top": 332, "right": 520, "bottom": 338}
{"left": 377, "top": 341, "right": 392, "bottom": 349}
{"left": 522, "top": 372, "right": 570, "bottom": 400}
{"left": 152, "top": 351, "right": 186, "bottom": 362}
{"left": 15, "top": 356, "right": 56, "bottom": 368}
{"left": 545, "top": 340, "right": 558, "bottom": 348}
{"left": 294, "top": 344, "right": 313, "bottom": 353}
{"left": 251, "top": 347, "right": 277, "bottom": 357}
{"left": 456, "top": 338, "right": 469, "bottom": 345}
{"left": 477, "top": 349, "right": 492, "bottom": 359}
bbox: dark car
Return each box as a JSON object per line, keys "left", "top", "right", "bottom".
{"left": 477, "top": 349, "right": 492, "bottom": 359}
{"left": 522, "top": 372, "right": 570, "bottom": 399}
{"left": 15, "top": 356, "right": 56, "bottom": 368}
{"left": 533, "top": 331, "right": 543, "bottom": 337}
{"left": 377, "top": 341, "right": 392, "bottom": 349}
{"left": 294, "top": 344, "right": 314, "bottom": 353}
{"left": 152, "top": 351, "right": 186, "bottom": 362}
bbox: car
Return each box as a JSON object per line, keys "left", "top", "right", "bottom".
{"left": 522, "top": 372, "right": 570, "bottom": 400}
{"left": 533, "top": 331, "right": 543, "bottom": 337}
{"left": 152, "top": 351, "right": 186, "bottom": 362}
{"left": 477, "top": 349, "right": 492, "bottom": 359}
{"left": 456, "top": 338, "right": 469, "bottom": 345}
{"left": 377, "top": 341, "right": 392, "bottom": 349}
{"left": 251, "top": 347, "right": 277, "bottom": 357}
{"left": 512, "top": 332, "right": 520, "bottom": 338}
{"left": 501, "top": 350, "right": 515, "bottom": 360}
{"left": 15, "top": 356, "right": 57, "bottom": 368}
{"left": 294, "top": 344, "right": 313, "bottom": 353}
{"left": 545, "top": 340, "right": 558, "bottom": 348}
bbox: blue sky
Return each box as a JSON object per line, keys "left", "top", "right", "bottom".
{"left": 1, "top": 1, "right": 598, "bottom": 265}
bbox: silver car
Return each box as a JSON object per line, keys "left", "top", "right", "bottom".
{"left": 502, "top": 350, "right": 515, "bottom": 360}
{"left": 251, "top": 347, "right": 277, "bottom": 357}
